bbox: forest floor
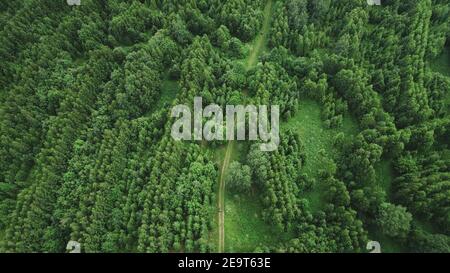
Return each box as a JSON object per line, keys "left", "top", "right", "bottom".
{"left": 217, "top": 0, "right": 274, "bottom": 253}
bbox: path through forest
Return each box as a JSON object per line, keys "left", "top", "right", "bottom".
{"left": 217, "top": 0, "right": 274, "bottom": 253}
{"left": 246, "top": 0, "right": 274, "bottom": 68}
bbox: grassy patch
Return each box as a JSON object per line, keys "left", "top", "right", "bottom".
{"left": 375, "top": 160, "right": 394, "bottom": 200}
{"left": 430, "top": 46, "right": 450, "bottom": 77}
{"left": 157, "top": 76, "right": 179, "bottom": 107}
{"left": 224, "top": 192, "right": 293, "bottom": 252}
{"left": 283, "top": 99, "right": 358, "bottom": 213}
{"left": 284, "top": 99, "right": 357, "bottom": 178}
{"left": 145, "top": 74, "right": 179, "bottom": 117}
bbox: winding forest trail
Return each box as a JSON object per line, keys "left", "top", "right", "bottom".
{"left": 247, "top": 0, "right": 274, "bottom": 69}
{"left": 217, "top": 0, "right": 274, "bottom": 253}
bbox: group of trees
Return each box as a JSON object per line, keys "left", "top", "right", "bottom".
{"left": 247, "top": 62, "right": 298, "bottom": 119}
{"left": 217, "top": 0, "right": 264, "bottom": 41}
{"left": 3, "top": 48, "right": 117, "bottom": 252}
{"left": 269, "top": 0, "right": 330, "bottom": 56}
{"left": 137, "top": 140, "right": 217, "bottom": 253}
{"left": 226, "top": 162, "right": 252, "bottom": 194}
{"left": 376, "top": 202, "right": 413, "bottom": 239}
{"left": 0, "top": 0, "right": 448, "bottom": 253}
{"left": 257, "top": 0, "right": 449, "bottom": 252}
{"left": 394, "top": 150, "right": 450, "bottom": 231}
{"left": 247, "top": 130, "right": 305, "bottom": 231}
{"left": 0, "top": 0, "right": 219, "bottom": 253}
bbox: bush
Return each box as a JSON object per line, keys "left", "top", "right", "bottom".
{"left": 226, "top": 161, "right": 252, "bottom": 194}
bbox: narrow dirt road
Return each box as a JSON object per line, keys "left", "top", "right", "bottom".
{"left": 218, "top": 141, "right": 233, "bottom": 253}
{"left": 247, "top": 0, "right": 274, "bottom": 69}
{"left": 217, "top": 0, "right": 273, "bottom": 253}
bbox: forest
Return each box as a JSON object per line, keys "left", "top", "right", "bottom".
{"left": 0, "top": 0, "right": 449, "bottom": 253}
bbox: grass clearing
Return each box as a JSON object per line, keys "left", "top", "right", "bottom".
{"left": 283, "top": 99, "right": 358, "bottom": 213}
{"left": 430, "top": 46, "right": 450, "bottom": 77}
{"left": 158, "top": 76, "right": 179, "bottom": 107}
{"left": 224, "top": 192, "right": 294, "bottom": 252}
{"left": 145, "top": 74, "right": 179, "bottom": 117}
{"left": 284, "top": 99, "right": 358, "bottom": 178}
{"left": 375, "top": 160, "right": 394, "bottom": 200}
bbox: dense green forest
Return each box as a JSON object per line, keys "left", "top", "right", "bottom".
{"left": 0, "top": 0, "right": 449, "bottom": 253}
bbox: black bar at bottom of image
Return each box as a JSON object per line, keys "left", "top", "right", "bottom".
{"left": 1, "top": 252, "right": 445, "bottom": 272}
